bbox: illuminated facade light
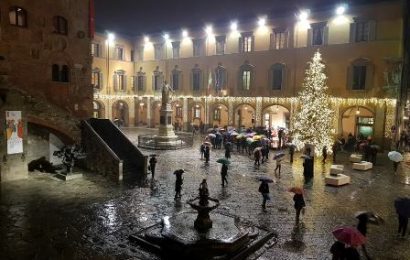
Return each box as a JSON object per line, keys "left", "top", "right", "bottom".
{"left": 298, "top": 10, "right": 309, "bottom": 21}
{"left": 230, "top": 21, "right": 238, "bottom": 31}
{"left": 107, "top": 33, "right": 115, "bottom": 44}
{"left": 182, "top": 29, "right": 188, "bottom": 38}
{"left": 163, "top": 33, "right": 170, "bottom": 41}
{"left": 205, "top": 25, "right": 213, "bottom": 36}
{"left": 144, "top": 36, "right": 150, "bottom": 43}
{"left": 258, "top": 17, "right": 266, "bottom": 27}
{"left": 336, "top": 4, "right": 346, "bottom": 15}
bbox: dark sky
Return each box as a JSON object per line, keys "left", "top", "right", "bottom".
{"left": 94, "top": 0, "right": 384, "bottom": 37}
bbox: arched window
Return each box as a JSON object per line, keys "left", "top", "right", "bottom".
{"left": 134, "top": 67, "right": 146, "bottom": 92}
{"left": 53, "top": 16, "right": 68, "bottom": 35}
{"left": 92, "top": 68, "right": 102, "bottom": 89}
{"left": 270, "top": 63, "right": 286, "bottom": 90}
{"left": 214, "top": 63, "right": 227, "bottom": 92}
{"left": 9, "top": 6, "right": 27, "bottom": 27}
{"left": 192, "top": 64, "right": 202, "bottom": 91}
{"left": 239, "top": 61, "right": 254, "bottom": 91}
{"left": 61, "top": 65, "right": 69, "bottom": 82}
{"left": 52, "top": 64, "right": 60, "bottom": 81}
{"left": 171, "top": 66, "right": 181, "bottom": 91}
{"left": 152, "top": 66, "right": 163, "bottom": 92}
{"left": 349, "top": 58, "right": 374, "bottom": 90}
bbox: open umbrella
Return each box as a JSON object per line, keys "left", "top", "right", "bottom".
{"left": 203, "top": 141, "right": 211, "bottom": 146}
{"left": 273, "top": 152, "right": 285, "bottom": 159}
{"left": 286, "top": 143, "right": 296, "bottom": 148}
{"left": 236, "top": 133, "right": 246, "bottom": 139}
{"left": 216, "top": 158, "right": 231, "bottom": 165}
{"left": 354, "top": 211, "right": 384, "bottom": 225}
{"left": 173, "top": 169, "right": 185, "bottom": 175}
{"left": 332, "top": 227, "right": 366, "bottom": 247}
{"left": 288, "top": 187, "right": 303, "bottom": 194}
{"left": 394, "top": 197, "right": 410, "bottom": 217}
{"left": 208, "top": 133, "right": 216, "bottom": 138}
{"left": 257, "top": 176, "right": 274, "bottom": 183}
{"left": 370, "top": 144, "right": 381, "bottom": 151}
{"left": 253, "top": 147, "right": 262, "bottom": 153}
{"left": 246, "top": 137, "right": 255, "bottom": 144}
{"left": 388, "top": 151, "right": 403, "bottom": 162}
{"left": 246, "top": 132, "right": 256, "bottom": 137}
{"left": 230, "top": 131, "right": 239, "bottom": 136}
{"left": 207, "top": 128, "right": 215, "bottom": 133}
{"left": 253, "top": 135, "right": 263, "bottom": 140}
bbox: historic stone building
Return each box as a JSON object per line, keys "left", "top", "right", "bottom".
{"left": 93, "top": 0, "right": 402, "bottom": 146}
{"left": 0, "top": 0, "right": 93, "bottom": 181}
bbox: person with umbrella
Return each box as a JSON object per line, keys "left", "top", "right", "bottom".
{"left": 331, "top": 226, "right": 365, "bottom": 260}
{"left": 221, "top": 162, "right": 228, "bottom": 187}
{"left": 289, "top": 187, "right": 305, "bottom": 224}
{"left": 174, "top": 169, "right": 184, "bottom": 200}
{"left": 274, "top": 152, "right": 284, "bottom": 176}
{"left": 200, "top": 143, "right": 205, "bottom": 160}
{"left": 355, "top": 211, "right": 383, "bottom": 259}
{"left": 224, "top": 142, "right": 231, "bottom": 159}
{"left": 395, "top": 197, "right": 410, "bottom": 237}
{"left": 254, "top": 147, "right": 262, "bottom": 167}
{"left": 149, "top": 155, "right": 157, "bottom": 180}
{"left": 388, "top": 151, "right": 403, "bottom": 172}
{"left": 289, "top": 144, "right": 295, "bottom": 163}
{"left": 204, "top": 145, "right": 210, "bottom": 163}
{"left": 258, "top": 178, "right": 271, "bottom": 210}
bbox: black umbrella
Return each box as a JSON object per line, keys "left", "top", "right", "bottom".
{"left": 355, "top": 211, "right": 384, "bottom": 225}
{"left": 173, "top": 169, "right": 185, "bottom": 175}
{"left": 395, "top": 197, "right": 410, "bottom": 217}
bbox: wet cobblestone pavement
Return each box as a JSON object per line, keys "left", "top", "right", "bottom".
{"left": 1, "top": 128, "right": 410, "bottom": 259}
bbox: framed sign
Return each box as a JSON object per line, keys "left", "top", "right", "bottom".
{"left": 6, "top": 111, "right": 23, "bottom": 154}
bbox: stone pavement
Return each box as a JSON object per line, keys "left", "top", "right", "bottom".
{"left": 1, "top": 128, "right": 409, "bottom": 260}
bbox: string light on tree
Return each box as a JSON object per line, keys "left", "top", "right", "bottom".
{"left": 291, "top": 50, "right": 334, "bottom": 155}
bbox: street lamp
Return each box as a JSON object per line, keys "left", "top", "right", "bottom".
{"left": 106, "top": 32, "right": 115, "bottom": 95}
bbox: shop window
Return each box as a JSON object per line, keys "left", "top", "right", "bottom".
{"left": 9, "top": 6, "right": 27, "bottom": 27}
{"left": 53, "top": 16, "right": 68, "bottom": 35}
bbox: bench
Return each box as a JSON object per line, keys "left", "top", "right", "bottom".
{"left": 325, "top": 174, "right": 351, "bottom": 186}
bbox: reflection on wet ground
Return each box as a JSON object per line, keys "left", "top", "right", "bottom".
{"left": 1, "top": 128, "right": 410, "bottom": 259}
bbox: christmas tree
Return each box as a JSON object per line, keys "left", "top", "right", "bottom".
{"left": 291, "top": 50, "right": 334, "bottom": 155}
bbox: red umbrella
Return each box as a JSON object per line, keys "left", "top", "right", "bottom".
{"left": 288, "top": 187, "right": 303, "bottom": 194}
{"left": 332, "top": 227, "right": 366, "bottom": 247}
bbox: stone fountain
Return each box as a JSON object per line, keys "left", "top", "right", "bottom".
{"left": 129, "top": 180, "right": 277, "bottom": 259}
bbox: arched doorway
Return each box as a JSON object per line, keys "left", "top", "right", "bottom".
{"left": 93, "top": 101, "right": 105, "bottom": 118}
{"left": 190, "top": 103, "right": 205, "bottom": 130}
{"left": 112, "top": 100, "right": 129, "bottom": 127}
{"left": 172, "top": 101, "right": 183, "bottom": 131}
{"left": 235, "top": 104, "right": 255, "bottom": 129}
{"left": 135, "top": 100, "right": 147, "bottom": 126}
{"left": 151, "top": 101, "right": 162, "bottom": 127}
{"left": 341, "top": 106, "right": 375, "bottom": 138}
{"left": 211, "top": 103, "right": 228, "bottom": 128}
{"left": 262, "top": 105, "right": 290, "bottom": 130}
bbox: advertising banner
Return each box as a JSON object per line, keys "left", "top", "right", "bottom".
{"left": 6, "top": 111, "right": 23, "bottom": 154}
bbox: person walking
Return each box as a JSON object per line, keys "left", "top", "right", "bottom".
{"left": 274, "top": 156, "right": 283, "bottom": 177}
{"left": 225, "top": 143, "right": 231, "bottom": 159}
{"left": 393, "top": 161, "right": 400, "bottom": 172}
{"left": 221, "top": 163, "right": 228, "bottom": 187}
{"left": 289, "top": 145, "right": 295, "bottom": 163}
{"left": 397, "top": 213, "right": 408, "bottom": 237}
{"left": 200, "top": 144, "right": 205, "bottom": 160}
{"left": 149, "top": 155, "right": 157, "bottom": 180}
{"left": 293, "top": 193, "right": 306, "bottom": 224}
{"left": 322, "top": 146, "right": 327, "bottom": 164}
{"left": 356, "top": 214, "right": 372, "bottom": 259}
{"left": 204, "top": 145, "right": 210, "bottom": 163}
{"left": 174, "top": 169, "right": 184, "bottom": 199}
{"left": 332, "top": 142, "right": 338, "bottom": 163}
{"left": 258, "top": 180, "right": 270, "bottom": 210}
{"left": 254, "top": 149, "right": 261, "bottom": 167}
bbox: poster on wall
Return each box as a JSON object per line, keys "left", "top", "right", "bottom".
{"left": 6, "top": 111, "right": 23, "bottom": 154}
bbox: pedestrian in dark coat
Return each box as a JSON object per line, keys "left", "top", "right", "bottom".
{"left": 330, "top": 241, "right": 345, "bottom": 260}
{"left": 221, "top": 164, "right": 228, "bottom": 187}
{"left": 254, "top": 149, "right": 261, "bottom": 167}
{"left": 293, "top": 193, "right": 305, "bottom": 224}
{"left": 289, "top": 145, "right": 295, "bottom": 163}
{"left": 149, "top": 155, "right": 157, "bottom": 180}
{"left": 258, "top": 181, "right": 270, "bottom": 209}
{"left": 398, "top": 213, "right": 408, "bottom": 237}
{"left": 200, "top": 144, "right": 205, "bottom": 160}
{"left": 174, "top": 169, "right": 184, "bottom": 199}
{"left": 322, "top": 146, "right": 327, "bottom": 164}
{"left": 204, "top": 145, "right": 210, "bottom": 163}
{"left": 357, "top": 214, "right": 371, "bottom": 259}
{"left": 303, "top": 148, "right": 314, "bottom": 179}
{"left": 332, "top": 142, "right": 338, "bottom": 163}
{"left": 278, "top": 128, "right": 284, "bottom": 149}
{"left": 267, "top": 128, "right": 272, "bottom": 140}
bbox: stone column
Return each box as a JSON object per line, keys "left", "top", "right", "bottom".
{"left": 146, "top": 97, "right": 151, "bottom": 128}
{"left": 107, "top": 98, "right": 112, "bottom": 120}
{"left": 333, "top": 102, "right": 340, "bottom": 135}
{"left": 228, "top": 99, "right": 234, "bottom": 126}
{"left": 129, "top": 97, "right": 135, "bottom": 127}
{"left": 255, "top": 97, "right": 262, "bottom": 127}
{"left": 183, "top": 97, "right": 188, "bottom": 131}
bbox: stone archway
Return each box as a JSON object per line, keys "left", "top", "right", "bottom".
{"left": 262, "top": 104, "right": 290, "bottom": 130}
{"left": 234, "top": 103, "right": 255, "bottom": 129}
{"left": 341, "top": 106, "right": 375, "bottom": 139}
{"left": 210, "top": 103, "right": 229, "bottom": 128}
{"left": 190, "top": 102, "right": 205, "bottom": 130}
{"left": 135, "top": 99, "right": 148, "bottom": 126}
{"left": 172, "top": 100, "right": 183, "bottom": 131}
{"left": 112, "top": 100, "right": 129, "bottom": 127}
{"left": 151, "top": 101, "right": 162, "bottom": 127}
{"left": 93, "top": 100, "right": 105, "bottom": 118}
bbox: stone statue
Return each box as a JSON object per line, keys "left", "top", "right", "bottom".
{"left": 162, "top": 82, "right": 174, "bottom": 107}
{"left": 198, "top": 179, "right": 209, "bottom": 206}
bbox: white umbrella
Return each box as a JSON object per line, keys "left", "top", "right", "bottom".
{"left": 388, "top": 151, "right": 403, "bottom": 162}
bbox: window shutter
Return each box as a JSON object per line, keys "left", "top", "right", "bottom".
{"left": 113, "top": 74, "right": 118, "bottom": 91}
{"left": 99, "top": 72, "right": 104, "bottom": 89}
{"left": 347, "top": 66, "right": 353, "bottom": 89}
{"left": 323, "top": 26, "right": 329, "bottom": 45}
{"left": 368, "top": 20, "right": 376, "bottom": 41}
{"left": 238, "top": 38, "right": 243, "bottom": 53}
{"left": 123, "top": 75, "right": 127, "bottom": 92}
{"left": 365, "top": 63, "right": 374, "bottom": 90}
{"left": 282, "top": 65, "right": 287, "bottom": 90}
{"left": 307, "top": 28, "right": 313, "bottom": 47}
{"left": 349, "top": 23, "right": 356, "bottom": 43}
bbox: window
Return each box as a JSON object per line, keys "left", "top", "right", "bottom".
{"left": 153, "top": 67, "right": 163, "bottom": 91}
{"left": 91, "top": 43, "right": 100, "bottom": 57}
{"left": 213, "top": 109, "right": 221, "bottom": 120}
{"left": 311, "top": 23, "right": 326, "bottom": 46}
{"left": 214, "top": 64, "right": 227, "bottom": 92}
{"left": 92, "top": 69, "right": 102, "bottom": 89}
{"left": 9, "top": 6, "right": 27, "bottom": 27}
{"left": 194, "top": 107, "right": 201, "bottom": 118}
{"left": 271, "top": 30, "right": 288, "bottom": 50}
{"left": 192, "top": 66, "right": 202, "bottom": 91}
{"left": 176, "top": 107, "right": 183, "bottom": 118}
{"left": 171, "top": 66, "right": 181, "bottom": 91}
{"left": 131, "top": 50, "right": 134, "bottom": 61}
{"left": 239, "top": 61, "right": 254, "bottom": 91}
{"left": 53, "top": 16, "right": 68, "bottom": 35}
{"left": 154, "top": 44, "right": 163, "bottom": 60}
{"left": 216, "top": 36, "right": 225, "bottom": 55}
{"left": 115, "top": 46, "right": 124, "bottom": 60}
{"left": 193, "top": 39, "right": 204, "bottom": 57}
{"left": 172, "top": 42, "right": 180, "bottom": 59}
{"left": 240, "top": 33, "right": 253, "bottom": 53}
{"left": 351, "top": 20, "right": 376, "bottom": 42}
{"left": 52, "top": 64, "right": 69, "bottom": 82}
{"left": 271, "top": 64, "right": 285, "bottom": 90}
{"left": 136, "top": 68, "right": 145, "bottom": 91}
{"left": 93, "top": 101, "right": 101, "bottom": 118}
{"left": 352, "top": 65, "right": 366, "bottom": 90}
{"left": 114, "top": 71, "right": 126, "bottom": 92}
{"left": 137, "top": 48, "right": 144, "bottom": 61}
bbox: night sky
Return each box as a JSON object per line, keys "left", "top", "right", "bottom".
{"left": 95, "top": 0, "right": 385, "bottom": 37}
